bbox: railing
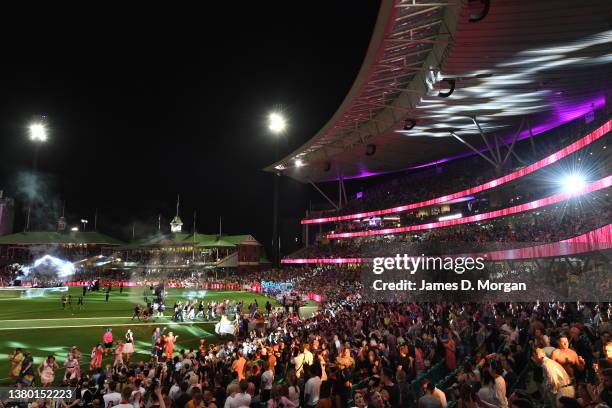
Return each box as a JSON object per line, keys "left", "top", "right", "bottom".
{"left": 303, "top": 118, "right": 612, "bottom": 225}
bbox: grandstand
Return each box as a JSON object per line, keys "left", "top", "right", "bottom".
{"left": 265, "top": 0, "right": 612, "bottom": 275}
{"left": 1, "top": 2, "right": 611, "bottom": 408}
{"left": 0, "top": 224, "right": 266, "bottom": 287}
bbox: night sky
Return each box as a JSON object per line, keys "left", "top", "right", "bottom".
{"left": 0, "top": 2, "right": 380, "bottom": 254}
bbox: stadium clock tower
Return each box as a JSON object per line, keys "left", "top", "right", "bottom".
{"left": 170, "top": 194, "right": 183, "bottom": 233}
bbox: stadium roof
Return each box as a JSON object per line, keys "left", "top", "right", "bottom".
{"left": 0, "top": 231, "right": 124, "bottom": 245}
{"left": 265, "top": 0, "right": 612, "bottom": 183}
{"left": 116, "top": 233, "right": 261, "bottom": 249}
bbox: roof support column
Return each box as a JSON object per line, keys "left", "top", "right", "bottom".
{"left": 308, "top": 180, "right": 340, "bottom": 211}
{"left": 453, "top": 116, "right": 527, "bottom": 172}
{"left": 449, "top": 131, "right": 498, "bottom": 167}
{"left": 338, "top": 175, "right": 348, "bottom": 210}
{"left": 501, "top": 117, "right": 525, "bottom": 166}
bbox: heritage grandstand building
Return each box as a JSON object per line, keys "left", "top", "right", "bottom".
{"left": 0, "top": 208, "right": 266, "bottom": 284}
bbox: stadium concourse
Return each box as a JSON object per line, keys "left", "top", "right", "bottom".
{"left": 0, "top": 2, "right": 612, "bottom": 408}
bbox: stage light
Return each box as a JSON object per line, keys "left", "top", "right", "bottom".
{"left": 71, "top": 226, "right": 79, "bottom": 232}
{"left": 268, "top": 112, "right": 287, "bottom": 134}
{"left": 438, "top": 213, "right": 462, "bottom": 222}
{"left": 29, "top": 123, "right": 48, "bottom": 142}
{"left": 560, "top": 174, "right": 586, "bottom": 194}
{"left": 295, "top": 159, "right": 304, "bottom": 167}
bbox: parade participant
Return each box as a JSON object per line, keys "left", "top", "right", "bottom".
{"left": 132, "top": 304, "right": 141, "bottom": 321}
{"left": 265, "top": 301, "right": 272, "bottom": 315}
{"left": 187, "top": 301, "right": 196, "bottom": 320}
{"left": 123, "top": 329, "right": 135, "bottom": 362}
{"left": 19, "top": 351, "right": 34, "bottom": 386}
{"left": 196, "top": 300, "right": 205, "bottom": 319}
{"left": 63, "top": 352, "right": 79, "bottom": 381}
{"left": 38, "top": 355, "right": 58, "bottom": 386}
{"left": 152, "top": 336, "right": 164, "bottom": 362}
{"left": 113, "top": 340, "right": 124, "bottom": 368}
{"left": 152, "top": 327, "right": 165, "bottom": 351}
{"left": 103, "top": 328, "right": 113, "bottom": 356}
{"left": 198, "top": 339, "right": 207, "bottom": 355}
{"left": 152, "top": 301, "right": 159, "bottom": 320}
{"left": 90, "top": 343, "right": 103, "bottom": 370}
{"left": 158, "top": 301, "right": 165, "bottom": 319}
{"left": 8, "top": 348, "right": 24, "bottom": 381}
{"left": 164, "top": 331, "right": 178, "bottom": 359}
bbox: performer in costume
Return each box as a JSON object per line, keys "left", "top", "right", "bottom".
{"left": 103, "top": 328, "right": 113, "bottom": 356}
{"left": 19, "top": 352, "right": 34, "bottom": 386}
{"left": 151, "top": 327, "right": 166, "bottom": 356}
{"left": 8, "top": 348, "right": 24, "bottom": 380}
{"left": 38, "top": 355, "right": 58, "bottom": 386}
{"left": 90, "top": 344, "right": 103, "bottom": 370}
{"left": 63, "top": 353, "right": 79, "bottom": 381}
{"left": 164, "top": 332, "right": 178, "bottom": 359}
{"left": 123, "top": 329, "right": 135, "bottom": 362}
{"left": 113, "top": 341, "right": 124, "bottom": 369}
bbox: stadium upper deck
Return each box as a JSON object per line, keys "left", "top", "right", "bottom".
{"left": 265, "top": 0, "right": 612, "bottom": 184}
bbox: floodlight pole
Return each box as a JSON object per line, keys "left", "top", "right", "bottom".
{"left": 25, "top": 137, "right": 43, "bottom": 232}
{"left": 272, "top": 137, "right": 280, "bottom": 267}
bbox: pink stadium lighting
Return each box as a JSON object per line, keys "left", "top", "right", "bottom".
{"left": 281, "top": 223, "right": 612, "bottom": 264}
{"left": 325, "top": 175, "right": 612, "bottom": 239}
{"left": 302, "top": 119, "right": 612, "bottom": 225}
{"left": 281, "top": 257, "right": 363, "bottom": 265}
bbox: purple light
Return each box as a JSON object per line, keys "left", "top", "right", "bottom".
{"left": 340, "top": 96, "right": 607, "bottom": 178}
{"left": 445, "top": 195, "right": 475, "bottom": 204}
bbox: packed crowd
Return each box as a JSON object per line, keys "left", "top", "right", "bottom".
{"left": 289, "top": 195, "right": 611, "bottom": 260}
{"left": 5, "top": 259, "right": 612, "bottom": 408}
{"left": 3, "top": 115, "right": 611, "bottom": 408}
{"left": 118, "top": 249, "right": 234, "bottom": 267}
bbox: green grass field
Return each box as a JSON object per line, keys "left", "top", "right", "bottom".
{"left": 0, "top": 286, "right": 310, "bottom": 385}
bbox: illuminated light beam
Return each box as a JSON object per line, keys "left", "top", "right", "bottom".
{"left": 302, "top": 119, "right": 612, "bottom": 225}
{"left": 325, "top": 175, "right": 612, "bottom": 239}
{"left": 20, "top": 255, "right": 75, "bottom": 278}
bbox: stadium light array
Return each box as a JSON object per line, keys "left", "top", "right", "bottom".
{"left": 560, "top": 173, "right": 587, "bottom": 195}
{"left": 29, "top": 123, "right": 48, "bottom": 142}
{"left": 268, "top": 112, "right": 287, "bottom": 134}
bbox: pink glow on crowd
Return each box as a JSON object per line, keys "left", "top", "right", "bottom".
{"left": 302, "top": 119, "right": 612, "bottom": 225}
{"left": 281, "top": 223, "right": 612, "bottom": 264}
{"left": 281, "top": 257, "right": 364, "bottom": 265}
{"left": 325, "top": 175, "right": 612, "bottom": 239}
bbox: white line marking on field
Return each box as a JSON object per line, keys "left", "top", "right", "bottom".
{"left": 0, "top": 316, "right": 167, "bottom": 322}
{"left": 0, "top": 320, "right": 218, "bottom": 331}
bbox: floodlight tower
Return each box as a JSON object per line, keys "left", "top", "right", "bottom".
{"left": 25, "top": 116, "right": 49, "bottom": 231}
{"left": 268, "top": 112, "right": 287, "bottom": 266}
